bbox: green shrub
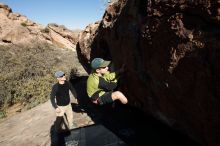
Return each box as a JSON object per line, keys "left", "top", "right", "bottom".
{"left": 0, "top": 111, "right": 6, "bottom": 119}
{"left": 21, "top": 22, "right": 27, "bottom": 27}
{"left": 41, "top": 27, "right": 50, "bottom": 33}
{"left": 0, "top": 42, "right": 79, "bottom": 118}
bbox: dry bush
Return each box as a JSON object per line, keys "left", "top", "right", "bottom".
{"left": 0, "top": 42, "right": 78, "bottom": 118}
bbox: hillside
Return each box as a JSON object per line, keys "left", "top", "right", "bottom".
{"left": 0, "top": 3, "right": 86, "bottom": 118}
{"left": 0, "top": 3, "right": 79, "bottom": 50}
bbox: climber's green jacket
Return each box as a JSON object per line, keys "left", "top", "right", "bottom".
{"left": 87, "top": 71, "right": 118, "bottom": 100}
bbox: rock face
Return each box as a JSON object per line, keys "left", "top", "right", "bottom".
{"left": 77, "top": 21, "right": 100, "bottom": 72}
{"left": 77, "top": 0, "right": 220, "bottom": 145}
{"left": 46, "top": 23, "right": 78, "bottom": 51}
{"left": 0, "top": 3, "right": 79, "bottom": 50}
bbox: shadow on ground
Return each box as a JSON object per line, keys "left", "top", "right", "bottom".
{"left": 50, "top": 76, "right": 201, "bottom": 146}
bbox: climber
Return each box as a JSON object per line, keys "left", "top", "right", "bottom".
{"left": 86, "top": 58, "right": 128, "bottom": 105}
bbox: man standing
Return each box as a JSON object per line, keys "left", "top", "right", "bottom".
{"left": 50, "top": 70, "right": 77, "bottom": 131}
{"left": 87, "top": 58, "right": 128, "bottom": 105}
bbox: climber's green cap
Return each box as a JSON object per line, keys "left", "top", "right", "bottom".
{"left": 91, "top": 58, "right": 111, "bottom": 69}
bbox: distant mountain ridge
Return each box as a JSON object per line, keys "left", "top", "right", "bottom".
{"left": 0, "top": 3, "right": 79, "bottom": 50}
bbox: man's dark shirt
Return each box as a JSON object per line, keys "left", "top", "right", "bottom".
{"left": 50, "top": 81, "right": 76, "bottom": 108}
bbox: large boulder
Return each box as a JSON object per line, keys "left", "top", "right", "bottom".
{"left": 77, "top": 0, "right": 220, "bottom": 145}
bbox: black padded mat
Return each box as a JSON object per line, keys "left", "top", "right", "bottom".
{"left": 64, "top": 124, "right": 126, "bottom": 146}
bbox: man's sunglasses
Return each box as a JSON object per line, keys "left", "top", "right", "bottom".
{"left": 59, "top": 74, "right": 65, "bottom": 77}
{"left": 98, "top": 66, "right": 107, "bottom": 69}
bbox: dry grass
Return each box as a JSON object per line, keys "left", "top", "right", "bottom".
{"left": 0, "top": 42, "right": 79, "bottom": 118}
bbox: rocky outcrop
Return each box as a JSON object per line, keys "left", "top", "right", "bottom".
{"left": 47, "top": 23, "right": 78, "bottom": 44}
{"left": 0, "top": 3, "right": 12, "bottom": 16}
{"left": 46, "top": 23, "right": 78, "bottom": 51}
{"left": 0, "top": 3, "right": 79, "bottom": 50}
{"left": 77, "top": 21, "right": 100, "bottom": 71}
{"left": 77, "top": 0, "right": 220, "bottom": 145}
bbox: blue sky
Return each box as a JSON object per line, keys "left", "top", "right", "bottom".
{"left": 0, "top": 0, "right": 107, "bottom": 29}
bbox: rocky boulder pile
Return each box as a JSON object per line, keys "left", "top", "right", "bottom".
{"left": 0, "top": 3, "right": 79, "bottom": 50}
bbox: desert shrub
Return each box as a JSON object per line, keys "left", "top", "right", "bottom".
{"left": 0, "top": 111, "right": 6, "bottom": 119}
{"left": 41, "top": 27, "right": 50, "bottom": 33}
{"left": 21, "top": 22, "right": 27, "bottom": 27}
{"left": 0, "top": 42, "right": 79, "bottom": 117}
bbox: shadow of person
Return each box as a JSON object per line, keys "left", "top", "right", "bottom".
{"left": 71, "top": 103, "right": 86, "bottom": 113}
{"left": 50, "top": 117, "right": 71, "bottom": 146}
{"left": 69, "top": 75, "right": 102, "bottom": 123}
